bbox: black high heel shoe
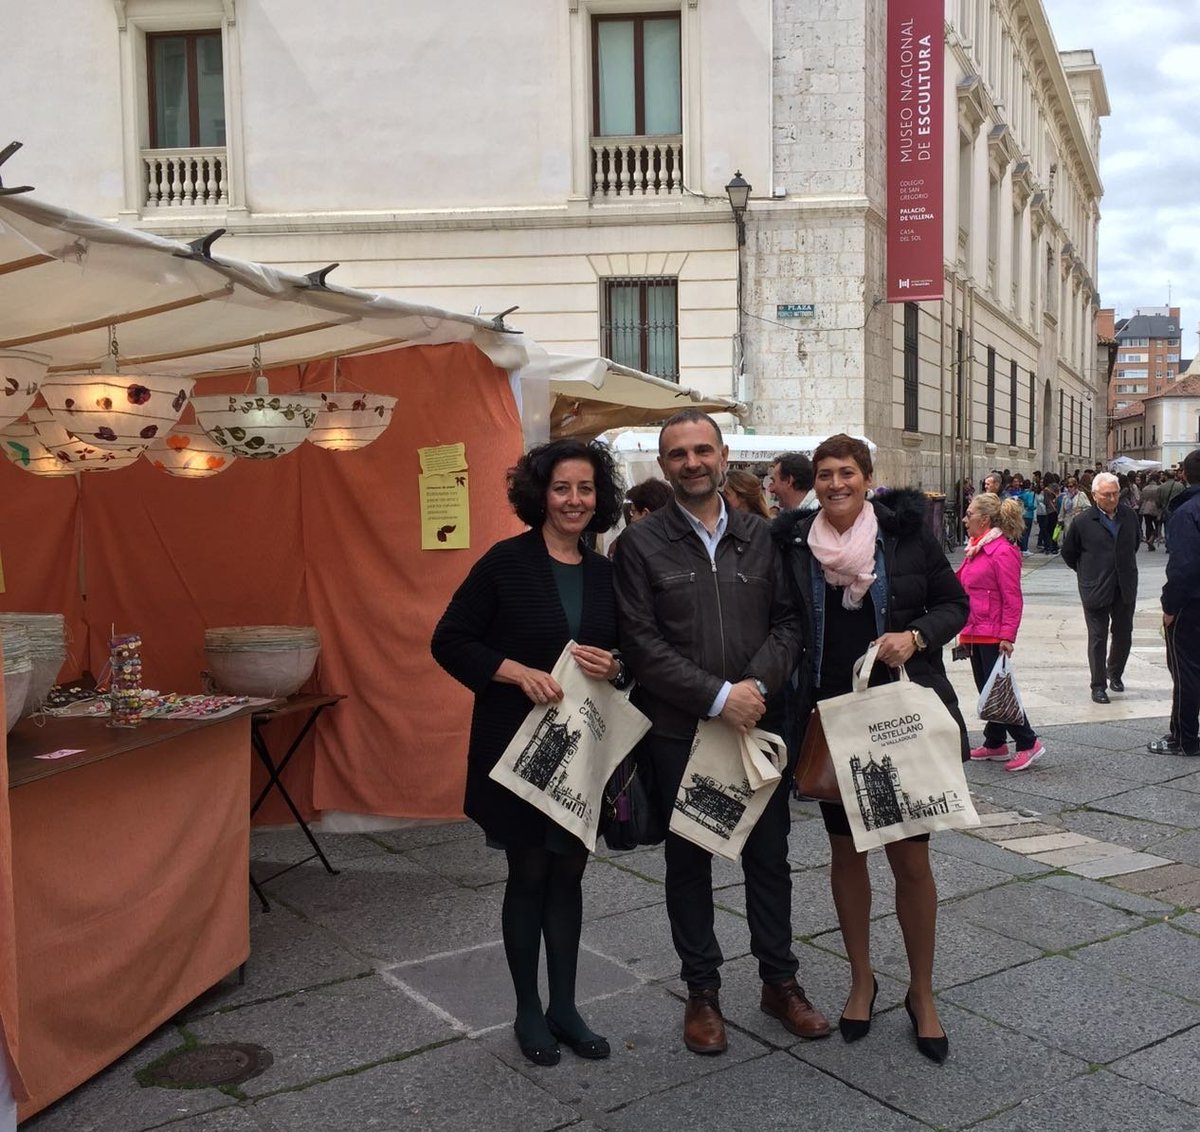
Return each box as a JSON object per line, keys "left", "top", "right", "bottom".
{"left": 904, "top": 993, "right": 948, "bottom": 1064}
{"left": 838, "top": 977, "right": 879, "bottom": 1043}
{"left": 513, "top": 1022, "right": 560, "bottom": 1067}
{"left": 546, "top": 1013, "right": 611, "bottom": 1060}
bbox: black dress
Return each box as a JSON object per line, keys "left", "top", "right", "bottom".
{"left": 431, "top": 528, "right": 619, "bottom": 848}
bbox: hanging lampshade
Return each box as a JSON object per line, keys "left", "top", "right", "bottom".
{"left": 25, "top": 408, "right": 143, "bottom": 470}
{"left": 307, "top": 392, "right": 398, "bottom": 452}
{"left": 0, "top": 350, "right": 50, "bottom": 431}
{"left": 145, "top": 423, "right": 236, "bottom": 479}
{"left": 0, "top": 421, "right": 77, "bottom": 477}
{"left": 193, "top": 390, "right": 323, "bottom": 460}
{"left": 41, "top": 372, "right": 195, "bottom": 450}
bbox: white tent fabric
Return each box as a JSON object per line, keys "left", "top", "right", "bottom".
{"left": 0, "top": 194, "right": 527, "bottom": 377}
{"left": 1109, "top": 456, "right": 1162, "bottom": 472}
{"left": 514, "top": 344, "right": 744, "bottom": 444}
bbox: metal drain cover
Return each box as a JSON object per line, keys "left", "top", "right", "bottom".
{"left": 145, "top": 1043, "right": 273, "bottom": 1088}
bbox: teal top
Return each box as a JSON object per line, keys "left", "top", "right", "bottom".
{"left": 549, "top": 558, "right": 584, "bottom": 641}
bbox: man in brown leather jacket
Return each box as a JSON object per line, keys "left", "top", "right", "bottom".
{"left": 613, "top": 409, "right": 829, "bottom": 1055}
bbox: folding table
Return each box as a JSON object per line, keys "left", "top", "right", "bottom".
{"left": 250, "top": 692, "right": 345, "bottom": 911}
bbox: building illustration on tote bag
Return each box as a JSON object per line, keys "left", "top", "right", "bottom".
{"left": 512, "top": 708, "right": 590, "bottom": 819}
{"left": 675, "top": 773, "right": 752, "bottom": 841}
{"left": 849, "top": 752, "right": 958, "bottom": 832}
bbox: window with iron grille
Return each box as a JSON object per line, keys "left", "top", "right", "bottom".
{"left": 1009, "top": 359, "right": 1018, "bottom": 446}
{"left": 903, "top": 302, "right": 919, "bottom": 433}
{"left": 986, "top": 347, "right": 996, "bottom": 443}
{"left": 1028, "top": 371, "right": 1036, "bottom": 448}
{"left": 601, "top": 277, "right": 679, "bottom": 380}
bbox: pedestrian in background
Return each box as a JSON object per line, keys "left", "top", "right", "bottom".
{"left": 1160, "top": 470, "right": 1185, "bottom": 551}
{"left": 1152, "top": 451, "right": 1200, "bottom": 757}
{"left": 1057, "top": 477, "right": 1090, "bottom": 539}
{"left": 1038, "top": 474, "right": 1060, "bottom": 554}
{"left": 432, "top": 439, "right": 625, "bottom": 1067}
{"left": 723, "top": 467, "right": 772, "bottom": 519}
{"left": 768, "top": 452, "right": 819, "bottom": 513}
{"left": 958, "top": 493, "right": 1046, "bottom": 771}
{"left": 1007, "top": 474, "right": 1036, "bottom": 554}
{"left": 1140, "top": 473, "right": 1162, "bottom": 550}
{"left": 1061, "top": 471, "right": 1141, "bottom": 705}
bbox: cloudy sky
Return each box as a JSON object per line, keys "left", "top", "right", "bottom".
{"left": 1039, "top": 0, "right": 1200, "bottom": 355}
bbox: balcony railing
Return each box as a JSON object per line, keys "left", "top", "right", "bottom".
{"left": 141, "top": 147, "right": 227, "bottom": 208}
{"left": 590, "top": 135, "right": 683, "bottom": 198}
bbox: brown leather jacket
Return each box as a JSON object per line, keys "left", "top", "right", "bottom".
{"left": 612, "top": 502, "right": 802, "bottom": 740}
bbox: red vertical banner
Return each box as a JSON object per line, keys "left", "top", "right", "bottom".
{"left": 886, "top": 0, "right": 945, "bottom": 302}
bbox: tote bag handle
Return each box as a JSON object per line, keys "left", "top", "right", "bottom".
{"left": 851, "top": 640, "right": 911, "bottom": 692}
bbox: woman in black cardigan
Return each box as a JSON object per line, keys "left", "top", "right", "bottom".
{"left": 773, "top": 435, "right": 969, "bottom": 1064}
{"left": 432, "top": 439, "right": 624, "bottom": 1068}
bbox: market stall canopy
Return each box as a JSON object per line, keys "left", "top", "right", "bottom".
{"left": 514, "top": 344, "right": 745, "bottom": 443}
{"left": 1109, "top": 455, "right": 1163, "bottom": 472}
{"left": 0, "top": 194, "right": 527, "bottom": 378}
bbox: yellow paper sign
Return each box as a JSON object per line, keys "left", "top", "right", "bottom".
{"left": 420, "top": 471, "right": 470, "bottom": 550}
{"left": 419, "top": 443, "right": 468, "bottom": 476}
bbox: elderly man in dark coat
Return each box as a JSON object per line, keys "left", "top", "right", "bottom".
{"left": 1061, "top": 471, "right": 1142, "bottom": 704}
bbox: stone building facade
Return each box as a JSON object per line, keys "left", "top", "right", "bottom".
{"left": 3, "top": 0, "right": 1106, "bottom": 489}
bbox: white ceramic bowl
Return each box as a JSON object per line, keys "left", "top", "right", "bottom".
{"left": 40, "top": 373, "right": 194, "bottom": 449}
{"left": 205, "top": 644, "right": 321, "bottom": 697}
{"left": 145, "top": 424, "right": 235, "bottom": 478}
{"left": 0, "top": 350, "right": 50, "bottom": 430}
{"left": 4, "top": 668, "right": 30, "bottom": 733}
{"left": 194, "top": 393, "right": 322, "bottom": 460}
{"left": 308, "top": 393, "right": 398, "bottom": 451}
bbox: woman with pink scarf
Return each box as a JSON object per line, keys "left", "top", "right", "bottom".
{"left": 773, "top": 435, "right": 969, "bottom": 1064}
{"left": 957, "top": 493, "right": 1045, "bottom": 771}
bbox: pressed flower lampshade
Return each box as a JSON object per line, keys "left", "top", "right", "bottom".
{"left": 0, "top": 421, "right": 77, "bottom": 477}
{"left": 26, "top": 408, "right": 143, "bottom": 470}
{"left": 40, "top": 372, "right": 195, "bottom": 450}
{"left": 307, "top": 392, "right": 398, "bottom": 452}
{"left": 193, "top": 390, "right": 323, "bottom": 460}
{"left": 146, "top": 424, "right": 235, "bottom": 478}
{"left": 0, "top": 350, "right": 50, "bottom": 431}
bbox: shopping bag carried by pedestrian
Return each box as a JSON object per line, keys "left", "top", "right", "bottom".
{"left": 669, "top": 721, "right": 787, "bottom": 861}
{"left": 976, "top": 654, "right": 1025, "bottom": 726}
{"left": 489, "top": 641, "right": 651, "bottom": 851}
{"left": 600, "top": 737, "right": 667, "bottom": 850}
{"left": 818, "top": 642, "right": 980, "bottom": 852}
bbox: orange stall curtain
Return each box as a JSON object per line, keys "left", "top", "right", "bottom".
{"left": 67, "top": 342, "right": 523, "bottom": 822}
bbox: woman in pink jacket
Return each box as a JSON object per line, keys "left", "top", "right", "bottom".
{"left": 957, "top": 493, "right": 1046, "bottom": 772}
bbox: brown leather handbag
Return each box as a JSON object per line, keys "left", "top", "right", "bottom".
{"left": 793, "top": 707, "right": 840, "bottom": 801}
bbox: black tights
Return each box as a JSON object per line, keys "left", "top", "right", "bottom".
{"left": 502, "top": 846, "right": 598, "bottom": 1045}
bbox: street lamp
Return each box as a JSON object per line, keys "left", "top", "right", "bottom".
{"left": 725, "top": 171, "right": 751, "bottom": 247}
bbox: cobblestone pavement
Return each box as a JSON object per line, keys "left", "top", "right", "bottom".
{"left": 25, "top": 544, "right": 1200, "bottom": 1131}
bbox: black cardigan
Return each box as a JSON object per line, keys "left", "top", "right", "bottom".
{"left": 431, "top": 528, "right": 619, "bottom": 845}
{"left": 1060, "top": 503, "right": 1140, "bottom": 609}
{"left": 772, "top": 489, "right": 971, "bottom": 759}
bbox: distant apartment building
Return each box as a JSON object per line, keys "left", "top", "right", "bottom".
{"left": 1105, "top": 305, "right": 1183, "bottom": 410}
{"left": 1111, "top": 356, "right": 1200, "bottom": 468}
{"left": 3, "top": 0, "right": 1106, "bottom": 487}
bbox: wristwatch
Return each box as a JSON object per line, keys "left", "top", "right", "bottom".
{"left": 752, "top": 678, "right": 769, "bottom": 697}
{"left": 910, "top": 629, "right": 928, "bottom": 651}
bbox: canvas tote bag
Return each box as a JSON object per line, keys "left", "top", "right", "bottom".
{"left": 976, "top": 654, "right": 1026, "bottom": 725}
{"left": 668, "top": 721, "right": 787, "bottom": 861}
{"left": 490, "top": 641, "right": 651, "bottom": 850}
{"left": 819, "top": 643, "right": 979, "bottom": 852}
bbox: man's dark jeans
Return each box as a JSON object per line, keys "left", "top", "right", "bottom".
{"left": 647, "top": 734, "right": 798, "bottom": 990}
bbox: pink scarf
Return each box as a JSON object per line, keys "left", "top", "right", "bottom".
{"left": 808, "top": 505, "right": 878, "bottom": 610}
{"left": 962, "top": 527, "right": 1003, "bottom": 561}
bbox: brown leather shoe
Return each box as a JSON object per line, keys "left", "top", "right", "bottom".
{"left": 683, "top": 988, "right": 727, "bottom": 1055}
{"left": 760, "top": 978, "right": 831, "bottom": 1039}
